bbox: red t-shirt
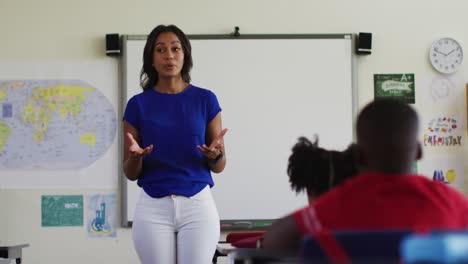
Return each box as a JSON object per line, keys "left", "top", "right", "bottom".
{"left": 293, "top": 172, "right": 468, "bottom": 234}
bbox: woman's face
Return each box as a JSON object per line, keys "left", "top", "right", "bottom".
{"left": 152, "top": 32, "right": 185, "bottom": 79}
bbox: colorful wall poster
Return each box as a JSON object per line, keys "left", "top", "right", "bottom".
{"left": 374, "top": 73, "right": 415, "bottom": 103}
{"left": 42, "top": 195, "right": 83, "bottom": 227}
{"left": 86, "top": 193, "right": 117, "bottom": 238}
{"left": 422, "top": 115, "right": 463, "bottom": 147}
{"left": 418, "top": 156, "right": 465, "bottom": 191}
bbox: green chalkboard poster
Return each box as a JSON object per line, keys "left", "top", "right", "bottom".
{"left": 41, "top": 195, "right": 83, "bottom": 227}
{"left": 374, "top": 73, "right": 415, "bottom": 104}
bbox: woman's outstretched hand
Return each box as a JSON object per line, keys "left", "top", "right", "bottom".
{"left": 197, "top": 128, "right": 228, "bottom": 159}
{"left": 126, "top": 132, "right": 153, "bottom": 159}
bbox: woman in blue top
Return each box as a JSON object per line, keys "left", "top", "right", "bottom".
{"left": 123, "top": 24, "right": 227, "bottom": 264}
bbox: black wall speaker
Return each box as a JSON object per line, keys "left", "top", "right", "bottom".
{"left": 106, "top": 34, "right": 120, "bottom": 56}
{"left": 356, "top": 32, "right": 372, "bottom": 55}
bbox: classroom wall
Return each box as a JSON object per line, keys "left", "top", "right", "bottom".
{"left": 1, "top": 0, "right": 468, "bottom": 263}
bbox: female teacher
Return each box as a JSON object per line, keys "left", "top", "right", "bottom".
{"left": 122, "top": 24, "right": 227, "bottom": 264}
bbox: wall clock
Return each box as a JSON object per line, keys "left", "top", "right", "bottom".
{"left": 429, "top": 37, "right": 463, "bottom": 74}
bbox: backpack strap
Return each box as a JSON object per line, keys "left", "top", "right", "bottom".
{"left": 312, "top": 229, "right": 351, "bottom": 264}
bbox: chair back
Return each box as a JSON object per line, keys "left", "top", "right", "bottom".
{"left": 300, "top": 230, "right": 411, "bottom": 264}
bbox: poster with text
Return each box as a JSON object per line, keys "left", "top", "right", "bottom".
{"left": 374, "top": 73, "right": 415, "bottom": 103}
{"left": 421, "top": 115, "right": 463, "bottom": 148}
{"left": 41, "top": 195, "right": 83, "bottom": 227}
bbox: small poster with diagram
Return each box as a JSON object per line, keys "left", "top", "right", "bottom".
{"left": 86, "top": 193, "right": 117, "bottom": 238}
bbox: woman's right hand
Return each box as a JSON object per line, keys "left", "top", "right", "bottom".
{"left": 126, "top": 132, "right": 153, "bottom": 159}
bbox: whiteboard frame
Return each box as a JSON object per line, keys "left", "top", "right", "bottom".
{"left": 120, "top": 33, "right": 358, "bottom": 228}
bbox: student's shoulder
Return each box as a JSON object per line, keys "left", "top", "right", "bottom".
{"left": 432, "top": 179, "right": 467, "bottom": 197}
{"left": 408, "top": 173, "right": 453, "bottom": 188}
{"left": 413, "top": 175, "right": 468, "bottom": 202}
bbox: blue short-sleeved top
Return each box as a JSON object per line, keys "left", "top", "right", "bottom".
{"left": 123, "top": 84, "right": 221, "bottom": 198}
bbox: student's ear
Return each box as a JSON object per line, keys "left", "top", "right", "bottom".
{"left": 416, "top": 142, "right": 423, "bottom": 161}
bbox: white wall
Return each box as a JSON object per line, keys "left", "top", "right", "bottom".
{"left": 1, "top": 0, "right": 468, "bottom": 263}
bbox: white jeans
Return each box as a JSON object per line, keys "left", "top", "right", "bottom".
{"left": 132, "top": 186, "right": 220, "bottom": 264}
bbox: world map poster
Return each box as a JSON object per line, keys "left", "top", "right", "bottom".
{"left": 0, "top": 80, "right": 116, "bottom": 169}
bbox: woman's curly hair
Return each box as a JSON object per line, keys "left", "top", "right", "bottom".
{"left": 287, "top": 136, "right": 358, "bottom": 197}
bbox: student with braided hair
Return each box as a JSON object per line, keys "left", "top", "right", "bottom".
{"left": 287, "top": 136, "right": 358, "bottom": 204}
{"left": 228, "top": 137, "right": 358, "bottom": 249}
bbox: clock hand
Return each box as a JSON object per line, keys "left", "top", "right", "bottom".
{"left": 434, "top": 50, "right": 448, "bottom": 56}
{"left": 447, "top": 49, "right": 455, "bottom": 56}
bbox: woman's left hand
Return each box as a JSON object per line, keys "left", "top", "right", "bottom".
{"left": 197, "top": 128, "right": 228, "bottom": 159}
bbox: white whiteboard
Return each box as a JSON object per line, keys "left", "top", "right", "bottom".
{"left": 121, "top": 35, "right": 356, "bottom": 227}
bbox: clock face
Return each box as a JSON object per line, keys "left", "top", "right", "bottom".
{"left": 429, "top": 38, "right": 463, "bottom": 74}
